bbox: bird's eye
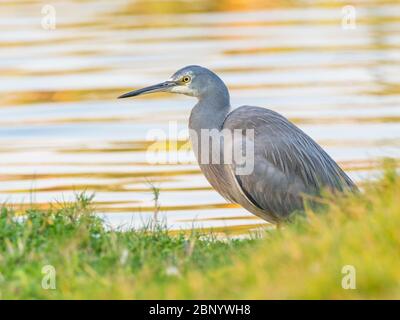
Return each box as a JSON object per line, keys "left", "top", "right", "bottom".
{"left": 182, "top": 76, "right": 191, "bottom": 83}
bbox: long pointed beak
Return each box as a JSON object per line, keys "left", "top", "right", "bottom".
{"left": 118, "top": 81, "right": 177, "bottom": 99}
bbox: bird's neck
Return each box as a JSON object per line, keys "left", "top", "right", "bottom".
{"left": 188, "top": 89, "right": 230, "bottom": 166}
{"left": 189, "top": 91, "right": 231, "bottom": 132}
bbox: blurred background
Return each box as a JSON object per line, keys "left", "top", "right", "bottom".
{"left": 0, "top": 0, "right": 399, "bottom": 233}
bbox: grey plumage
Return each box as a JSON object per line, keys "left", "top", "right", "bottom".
{"left": 119, "top": 65, "right": 357, "bottom": 224}
{"left": 222, "top": 106, "right": 356, "bottom": 222}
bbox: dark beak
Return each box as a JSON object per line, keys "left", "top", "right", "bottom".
{"left": 118, "top": 81, "right": 177, "bottom": 99}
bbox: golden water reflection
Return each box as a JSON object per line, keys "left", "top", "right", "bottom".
{"left": 1, "top": 0, "right": 400, "bottom": 232}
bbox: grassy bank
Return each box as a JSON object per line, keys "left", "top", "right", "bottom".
{"left": 0, "top": 165, "right": 399, "bottom": 299}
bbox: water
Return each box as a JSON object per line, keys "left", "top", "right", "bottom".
{"left": 1, "top": 0, "right": 399, "bottom": 233}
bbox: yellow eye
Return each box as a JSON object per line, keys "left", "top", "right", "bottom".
{"left": 182, "top": 76, "right": 191, "bottom": 83}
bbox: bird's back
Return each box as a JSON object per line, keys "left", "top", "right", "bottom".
{"left": 221, "top": 105, "right": 357, "bottom": 221}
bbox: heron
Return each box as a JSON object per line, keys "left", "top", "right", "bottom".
{"left": 118, "top": 65, "right": 357, "bottom": 224}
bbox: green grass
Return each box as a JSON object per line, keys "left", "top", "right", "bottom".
{"left": 0, "top": 164, "right": 399, "bottom": 299}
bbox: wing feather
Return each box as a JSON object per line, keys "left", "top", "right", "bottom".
{"left": 223, "top": 106, "right": 356, "bottom": 219}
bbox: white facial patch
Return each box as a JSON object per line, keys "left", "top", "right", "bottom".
{"left": 170, "top": 85, "right": 194, "bottom": 95}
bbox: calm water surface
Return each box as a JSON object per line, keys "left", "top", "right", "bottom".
{"left": 1, "top": 0, "right": 399, "bottom": 233}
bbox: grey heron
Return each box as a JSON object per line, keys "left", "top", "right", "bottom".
{"left": 119, "top": 65, "right": 357, "bottom": 224}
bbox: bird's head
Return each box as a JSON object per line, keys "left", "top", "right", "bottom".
{"left": 118, "top": 65, "right": 228, "bottom": 100}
